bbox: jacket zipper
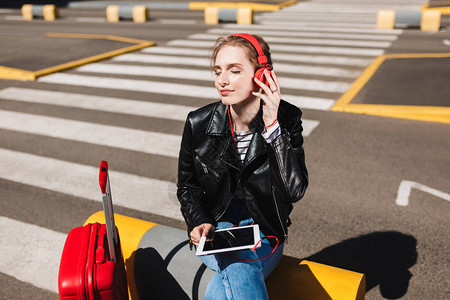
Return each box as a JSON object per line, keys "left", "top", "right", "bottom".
{"left": 195, "top": 156, "right": 219, "bottom": 178}
{"left": 215, "top": 178, "right": 232, "bottom": 221}
{"left": 272, "top": 188, "right": 288, "bottom": 244}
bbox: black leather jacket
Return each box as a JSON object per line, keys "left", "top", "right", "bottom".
{"left": 177, "top": 100, "right": 308, "bottom": 244}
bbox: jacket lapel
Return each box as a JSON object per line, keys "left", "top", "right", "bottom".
{"left": 205, "top": 102, "right": 267, "bottom": 171}
{"left": 242, "top": 131, "right": 267, "bottom": 169}
{"left": 205, "top": 103, "right": 241, "bottom": 171}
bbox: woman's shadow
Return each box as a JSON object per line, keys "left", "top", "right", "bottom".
{"left": 303, "top": 231, "right": 418, "bottom": 299}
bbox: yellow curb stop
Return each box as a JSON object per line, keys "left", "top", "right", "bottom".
{"left": 85, "top": 211, "right": 365, "bottom": 300}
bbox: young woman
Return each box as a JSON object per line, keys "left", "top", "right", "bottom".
{"left": 177, "top": 33, "right": 308, "bottom": 299}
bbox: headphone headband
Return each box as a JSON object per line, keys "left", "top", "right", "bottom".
{"left": 228, "top": 33, "right": 268, "bottom": 65}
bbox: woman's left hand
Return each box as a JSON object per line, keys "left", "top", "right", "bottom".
{"left": 253, "top": 69, "right": 281, "bottom": 127}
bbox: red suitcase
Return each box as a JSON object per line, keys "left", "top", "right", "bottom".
{"left": 58, "top": 161, "right": 128, "bottom": 300}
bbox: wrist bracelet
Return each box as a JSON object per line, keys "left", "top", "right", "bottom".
{"left": 264, "top": 119, "right": 278, "bottom": 130}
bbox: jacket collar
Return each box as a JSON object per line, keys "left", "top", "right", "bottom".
{"left": 205, "top": 102, "right": 267, "bottom": 135}
{"left": 207, "top": 102, "right": 267, "bottom": 170}
{"left": 206, "top": 102, "right": 228, "bottom": 136}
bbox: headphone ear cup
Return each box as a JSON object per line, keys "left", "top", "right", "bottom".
{"left": 255, "top": 68, "right": 270, "bottom": 86}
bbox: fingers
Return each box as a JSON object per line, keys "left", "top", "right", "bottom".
{"left": 253, "top": 70, "right": 280, "bottom": 98}
{"left": 190, "top": 223, "right": 215, "bottom": 246}
{"left": 253, "top": 70, "right": 281, "bottom": 127}
{"left": 270, "top": 70, "right": 280, "bottom": 95}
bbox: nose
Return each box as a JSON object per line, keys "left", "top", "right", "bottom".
{"left": 217, "top": 72, "right": 229, "bottom": 86}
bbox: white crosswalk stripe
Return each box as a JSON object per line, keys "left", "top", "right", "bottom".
{"left": 0, "top": 110, "right": 182, "bottom": 157}
{"left": 0, "top": 87, "right": 197, "bottom": 121}
{"left": 1, "top": 0, "right": 416, "bottom": 294}
{"left": 0, "top": 148, "right": 181, "bottom": 220}
{"left": 0, "top": 216, "right": 66, "bottom": 294}
{"left": 207, "top": 27, "right": 400, "bottom": 41}
{"left": 221, "top": 23, "right": 404, "bottom": 34}
{"left": 139, "top": 47, "right": 374, "bottom": 67}
{"left": 0, "top": 88, "right": 321, "bottom": 136}
{"left": 38, "top": 73, "right": 335, "bottom": 111}
{"left": 76, "top": 63, "right": 352, "bottom": 93}
{"left": 167, "top": 39, "right": 385, "bottom": 56}
{"left": 189, "top": 33, "right": 393, "bottom": 48}
{"left": 113, "top": 54, "right": 361, "bottom": 78}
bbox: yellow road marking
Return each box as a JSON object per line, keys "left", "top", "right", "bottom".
{"left": 421, "top": 1, "right": 450, "bottom": 14}
{"left": 0, "top": 33, "right": 155, "bottom": 81}
{"left": 189, "top": 0, "right": 297, "bottom": 11}
{"left": 332, "top": 52, "right": 450, "bottom": 124}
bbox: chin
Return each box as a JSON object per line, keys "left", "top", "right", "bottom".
{"left": 220, "top": 96, "right": 238, "bottom": 106}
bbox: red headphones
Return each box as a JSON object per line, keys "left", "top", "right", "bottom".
{"left": 228, "top": 33, "right": 272, "bottom": 86}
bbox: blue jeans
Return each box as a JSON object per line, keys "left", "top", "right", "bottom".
{"left": 199, "top": 198, "right": 284, "bottom": 300}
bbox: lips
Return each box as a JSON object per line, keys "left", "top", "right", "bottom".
{"left": 220, "top": 89, "right": 233, "bottom": 96}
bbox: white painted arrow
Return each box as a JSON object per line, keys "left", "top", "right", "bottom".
{"left": 443, "top": 39, "right": 450, "bottom": 46}
{"left": 395, "top": 180, "right": 450, "bottom": 206}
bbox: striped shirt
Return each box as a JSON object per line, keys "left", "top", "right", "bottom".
{"left": 233, "top": 122, "right": 281, "bottom": 165}
{"left": 234, "top": 128, "right": 255, "bottom": 164}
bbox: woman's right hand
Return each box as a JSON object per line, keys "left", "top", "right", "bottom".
{"left": 190, "top": 223, "right": 215, "bottom": 246}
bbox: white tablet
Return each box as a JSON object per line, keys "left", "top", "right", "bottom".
{"left": 196, "top": 224, "right": 261, "bottom": 256}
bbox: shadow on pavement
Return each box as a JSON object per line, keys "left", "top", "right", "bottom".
{"left": 132, "top": 247, "right": 192, "bottom": 300}
{"left": 304, "top": 231, "right": 418, "bottom": 299}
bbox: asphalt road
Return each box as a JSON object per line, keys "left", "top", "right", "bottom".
{"left": 0, "top": 0, "right": 449, "bottom": 299}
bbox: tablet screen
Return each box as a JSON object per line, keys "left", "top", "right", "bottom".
{"left": 204, "top": 226, "right": 255, "bottom": 251}
{"left": 196, "top": 225, "right": 261, "bottom": 255}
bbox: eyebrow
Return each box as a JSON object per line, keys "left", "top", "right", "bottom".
{"left": 213, "top": 63, "right": 244, "bottom": 70}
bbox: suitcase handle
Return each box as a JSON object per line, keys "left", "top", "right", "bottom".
{"left": 99, "top": 161, "right": 108, "bottom": 194}
{"left": 98, "top": 160, "right": 117, "bottom": 262}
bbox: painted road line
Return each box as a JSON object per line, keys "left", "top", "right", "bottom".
{"left": 301, "top": 119, "right": 320, "bottom": 137}
{"left": 0, "top": 87, "right": 196, "bottom": 121}
{"left": 77, "top": 63, "right": 215, "bottom": 81}
{"left": 141, "top": 46, "right": 209, "bottom": 56}
{"left": 189, "top": 33, "right": 392, "bottom": 48}
{"left": 268, "top": 9, "right": 379, "bottom": 14}
{"left": 39, "top": 73, "right": 219, "bottom": 99}
{"left": 75, "top": 17, "right": 106, "bottom": 22}
{"left": 280, "top": 76, "right": 351, "bottom": 93}
{"left": 207, "top": 27, "right": 399, "bottom": 41}
{"left": 140, "top": 46, "right": 373, "bottom": 66}
{"left": 0, "top": 148, "right": 181, "bottom": 220}
{"left": 287, "top": 96, "right": 334, "bottom": 111}
{"left": 167, "top": 40, "right": 384, "bottom": 56}
{"left": 113, "top": 53, "right": 210, "bottom": 66}
{"left": 0, "top": 216, "right": 65, "bottom": 293}
{"left": 0, "top": 110, "right": 182, "bottom": 158}
{"left": 113, "top": 53, "right": 361, "bottom": 78}
{"left": 273, "top": 53, "right": 372, "bottom": 67}
{"left": 259, "top": 21, "right": 378, "bottom": 28}
{"left": 147, "top": 41, "right": 371, "bottom": 66}
{"left": 290, "top": 6, "right": 422, "bottom": 10}
{"left": 256, "top": 12, "right": 377, "bottom": 18}
{"left": 0, "top": 88, "right": 324, "bottom": 132}
{"left": 254, "top": 15, "right": 377, "bottom": 24}
{"left": 38, "top": 73, "right": 334, "bottom": 111}
{"left": 4, "top": 16, "right": 24, "bottom": 21}
{"left": 77, "top": 63, "right": 351, "bottom": 93}
{"left": 160, "top": 19, "right": 197, "bottom": 25}
{"left": 265, "top": 9, "right": 378, "bottom": 15}
{"left": 396, "top": 180, "right": 450, "bottom": 207}
{"left": 220, "top": 23, "right": 404, "bottom": 35}
{"left": 288, "top": 4, "right": 422, "bottom": 10}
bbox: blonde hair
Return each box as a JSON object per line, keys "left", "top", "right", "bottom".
{"left": 210, "top": 34, "right": 272, "bottom": 71}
